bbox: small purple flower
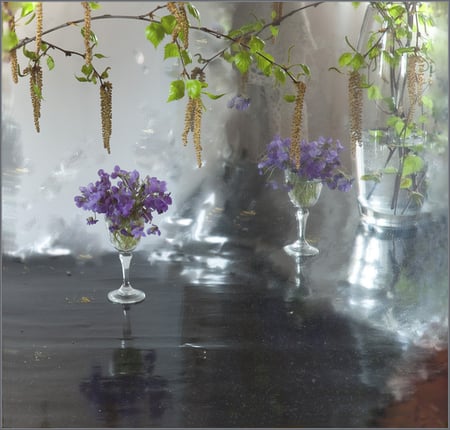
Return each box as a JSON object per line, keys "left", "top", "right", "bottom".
{"left": 259, "top": 135, "right": 353, "bottom": 192}
{"left": 227, "top": 94, "right": 251, "bottom": 111}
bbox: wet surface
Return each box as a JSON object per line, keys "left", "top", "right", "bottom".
{"left": 2, "top": 170, "right": 448, "bottom": 428}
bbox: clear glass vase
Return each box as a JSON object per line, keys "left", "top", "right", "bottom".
{"left": 354, "top": 4, "right": 432, "bottom": 229}
{"left": 106, "top": 218, "right": 146, "bottom": 304}
{"left": 284, "top": 171, "right": 323, "bottom": 257}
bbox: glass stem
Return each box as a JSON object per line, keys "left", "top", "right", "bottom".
{"left": 119, "top": 252, "right": 133, "bottom": 289}
{"left": 296, "top": 208, "right": 309, "bottom": 244}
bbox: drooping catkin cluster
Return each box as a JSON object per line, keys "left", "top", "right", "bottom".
{"left": 100, "top": 81, "right": 113, "bottom": 154}
{"left": 289, "top": 81, "right": 306, "bottom": 169}
{"left": 348, "top": 70, "right": 363, "bottom": 154}
{"left": 29, "top": 64, "right": 43, "bottom": 133}
{"left": 82, "top": 2, "right": 92, "bottom": 66}
{"left": 35, "top": 3, "right": 43, "bottom": 53}
{"left": 406, "top": 54, "right": 425, "bottom": 125}
{"left": 182, "top": 68, "right": 205, "bottom": 167}
{"left": 167, "top": 2, "right": 189, "bottom": 49}
{"left": 9, "top": 19, "right": 18, "bottom": 84}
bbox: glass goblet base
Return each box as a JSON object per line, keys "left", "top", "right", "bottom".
{"left": 284, "top": 240, "right": 319, "bottom": 257}
{"left": 107, "top": 286, "right": 146, "bottom": 304}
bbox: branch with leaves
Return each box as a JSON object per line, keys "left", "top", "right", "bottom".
{"left": 3, "top": 1, "right": 323, "bottom": 167}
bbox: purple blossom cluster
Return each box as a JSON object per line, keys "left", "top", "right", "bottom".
{"left": 258, "top": 135, "right": 353, "bottom": 192}
{"left": 74, "top": 165, "right": 172, "bottom": 238}
{"left": 227, "top": 94, "right": 251, "bottom": 111}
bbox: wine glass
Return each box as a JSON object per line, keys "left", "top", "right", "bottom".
{"left": 284, "top": 171, "right": 323, "bottom": 257}
{"left": 106, "top": 218, "right": 146, "bottom": 304}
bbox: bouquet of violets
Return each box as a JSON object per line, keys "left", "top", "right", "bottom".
{"left": 258, "top": 135, "right": 353, "bottom": 205}
{"left": 74, "top": 165, "right": 172, "bottom": 251}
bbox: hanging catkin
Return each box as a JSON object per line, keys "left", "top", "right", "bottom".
{"left": 181, "top": 68, "right": 205, "bottom": 167}
{"left": 348, "top": 70, "right": 363, "bottom": 154}
{"left": 406, "top": 55, "right": 425, "bottom": 126}
{"left": 30, "top": 64, "right": 43, "bottom": 133}
{"left": 167, "top": 2, "right": 189, "bottom": 49}
{"left": 100, "top": 81, "right": 113, "bottom": 154}
{"left": 35, "top": 3, "right": 43, "bottom": 53}
{"left": 289, "top": 81, "right": 306, "bottom": 169}
{"left": 82, "top": 2, "right": 92, "bottom": 66}
{"left": 9, "top": 19, "right": 18, "bottom": 84}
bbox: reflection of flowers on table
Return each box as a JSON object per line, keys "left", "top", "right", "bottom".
{"left": 80, "top": 350, "right": 171, "bottom": 426}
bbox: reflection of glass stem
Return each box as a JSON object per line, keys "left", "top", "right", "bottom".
{"left": 121, "top": 304, "right": 132, "bottom": 348}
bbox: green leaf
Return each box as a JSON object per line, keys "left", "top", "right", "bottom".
{"left": 203, "top": 91, "right": 225, "bottom": 100}
{"left": 255, "top": 51, "right": 274, "bottom": 76}
{"left": 361, "top": 173, "right": 381, "bottom": 182}
{"left": 75, "top": 75, "right": 88, "bottom": 82}
{"left": 89, "top": 2, "right": 101, "bottom": 10}
{"left": 3, "top": 30, "right": 19, "bottom": 51}
{"left": 100, "top": 67, "right": 111, "bottom": 79}
{"left": 396, "top": 47, "right": 415, "bottom": 55}
{"left": 367, "top": 85, "right": 382, "bottom": 100}
{"left": 81, "top": 63, "right": 93, "bottom": 77}
{"left": 46, "top": 55, "right": 55, "bottom": 71}
{"left": 394, "top": 119, "right": 405, "bottom": 136}
{"left": 270, "top": 25, "right": 279, "bottom": 38}
{"left": 180, "top": 49, "right": 192, "bottom": 65}
{"left": 145, "top": 22, "right": 166, "bottom": 48}
{"left": 338, "top": 52, "right": 353, "bottom": 67}
{"left": 164, "top": 42, "right": 179, "bottom": 59}
{"left": 94, "top": 53, "right": 107, "bottom": 59}
{"left": 383, "top": 166, "right": 397, "bottom": 174}
{"left": 186, "top": 79, "right": 203, "bottom": 99}
{"left": 167, "top": 80, "right": 185, "bottom": 102}
{"left": 20, "top": 2, "right": 35, "bottom": 17}
{"left": 22, "top": 46, "right": 38, "bottom": 60}
{"left": 274, "top": 66, "right": 286, "bottom": 84}
{"left": 299, "top": 63, "right": 311, "bottom": 77}
{"left": 249, "top": 36, "right": 265, "bottom": 53}
{"left": 284, "top": 94, "right": 296, "bottom": 103}
{"left": 233, "top": 51, "right": 252, "bottom": 74}
{"left": 352, "top": 2, "right": 361, "bottom": 8}
{"left": 350, "top": 53, "right": 365, "bottom": 70}
{"left": 187, "top": 3, "right": 200, "bottom": 22}
{"left": 400, "top": 177, "right": 412, "bottom": 189}
{"left": 161, "top": 15, "right": 177, "bottom": 34}
{"left": 402, "top": 155, "right": 424, "bottom": 177}
{"left": 389, "top": 4, "right": 405, "bottom": 19}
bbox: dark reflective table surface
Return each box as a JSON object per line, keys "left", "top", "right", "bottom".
{"left": 2, "top": 164, "right": 448, "bottom": 428}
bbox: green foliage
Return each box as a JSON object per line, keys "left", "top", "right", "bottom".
{"left": 146, "top": 22, "right": 165, "bottom": 48}
{"left": 233, "top": 51, "right": 252, "bottom": 74}
{"left": 164, "top": 42, "right": 179, "bottom": 59}
{"left": 186, "top": 79, "right": 206, "bottom": 98}
{"left": 167, "top": 80, "right": 185, "bottom": 102}
{"left": 46, "top": 55, "right": 55, "bottom": 71}
{"left": 187, "top": 3, "right": 200, "bottom": 22}
{"left": 161, "top": 15, "right": 176, "bottom": 34}
{"left": 2, "top": 30, "right": 19, "bottom": 51}
{"left": 284, "top": 94, "right": 296, "bottom": 103}
{"left": 402, "top": 154, "right": 424, "bottom": 177}
{"left": 367, "top": 84, "right": 382, "bottom": 100}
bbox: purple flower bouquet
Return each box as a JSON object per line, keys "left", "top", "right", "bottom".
{"left": 74, "top": 165, "right": 172, "bottom": 303}
{"left": 258, "top": 136, "right": 353, "bottom": 256}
